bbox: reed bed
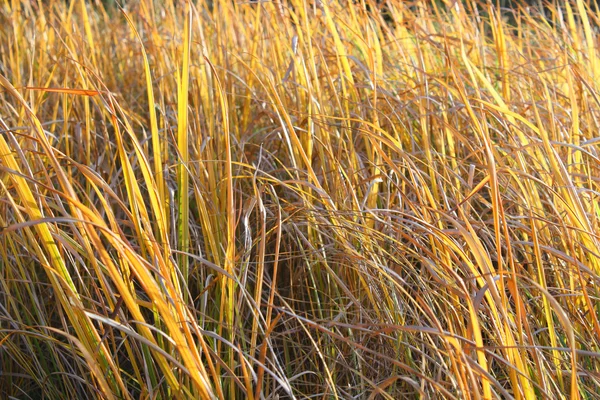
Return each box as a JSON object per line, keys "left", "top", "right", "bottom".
{"left": 1, "top": 0, "right": 599, "bottom": 398}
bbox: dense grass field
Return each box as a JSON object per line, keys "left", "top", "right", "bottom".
{"left": 1, "top": 0, "right": 600, "bottom": 398}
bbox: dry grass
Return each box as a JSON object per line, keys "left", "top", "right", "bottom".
{"left": 1, "top": 0, "right": 600, "bottom": 398}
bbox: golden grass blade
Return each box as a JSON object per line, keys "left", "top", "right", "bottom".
{"left": 121, "top": 8, "right": 168, "bottom": 248}
{"left": 176, "top": 0, "right": 192, "bottom": 288}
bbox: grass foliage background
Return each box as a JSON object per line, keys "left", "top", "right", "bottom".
{"left": 1, "top": 0, "right": 600, "bottom": 398}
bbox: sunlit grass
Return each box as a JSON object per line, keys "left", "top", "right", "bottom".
{"left": 1, "top": 0, "right": 599, "bottom": 398}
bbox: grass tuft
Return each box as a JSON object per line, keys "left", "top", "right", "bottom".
{"left": 1, "top": 0, "right": 600, "bottom": 398}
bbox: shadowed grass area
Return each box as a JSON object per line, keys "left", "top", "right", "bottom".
{"left": 1, "top": 0, "right": 599, "bottom": 398}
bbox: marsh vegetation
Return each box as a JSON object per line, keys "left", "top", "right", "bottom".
{"left": 0, "top": 0, "right": 599, "bottom": 398}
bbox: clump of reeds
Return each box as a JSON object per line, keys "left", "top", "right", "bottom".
{"left": 0, "top": 0, "right": 599, "bottom": 398}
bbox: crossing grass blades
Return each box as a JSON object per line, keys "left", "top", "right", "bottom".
{"left": 0, "top": 0, "right": 600, "bottom": 398}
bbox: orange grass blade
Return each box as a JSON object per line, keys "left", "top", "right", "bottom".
{"left": 22, "top": 86, "right": 101, "bottom": 96}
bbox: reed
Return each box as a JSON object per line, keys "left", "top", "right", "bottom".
{"left": 0, "top": 0, "right": 599, "bottom": 398}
